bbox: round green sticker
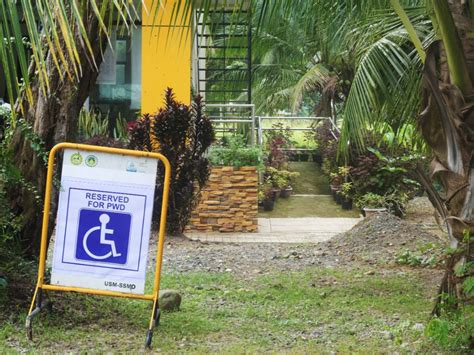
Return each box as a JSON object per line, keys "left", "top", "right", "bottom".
{"left": 85, "top": 155, "right": 98, "bottom": 167}
{"left": 70, "top": 153, "right": 83, "bottom": 165}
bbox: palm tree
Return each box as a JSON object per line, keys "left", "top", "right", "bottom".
{"left": 0, "top": 1, "right": 158, "bottom": 255}
{"left": 250, "top": 0, "right": 431, "bottom": 126}
{"left": 406, "top": 1, "right": 473, "bottom": 310}
{"left": 250, "top": 0, "right": 473, "bottom": 308}
{"left": 250, "top": 0, "right": 375, "bottom": 116}
{"left": 336, "top": 0, "right": 473, "bottom": 308}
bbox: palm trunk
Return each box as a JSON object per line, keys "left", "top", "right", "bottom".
{"left": 419, "top": 0, "right": 474, "bottom": 308}
{"left": 432, "top": 0, "right": 473, "bottom": 95}
{"left": 8, "top": 6, "right": 106, "bottom": 257}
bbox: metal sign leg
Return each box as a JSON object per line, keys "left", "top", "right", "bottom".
{"left": 145, "top": 300, "right": 161, "bottom": 348}
{"left": 26, "top": 287, "right": 53, "bottom": 340}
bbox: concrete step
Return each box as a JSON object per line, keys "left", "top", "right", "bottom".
{"left": 185, "top": 217, "right": 362, "bottom": 244}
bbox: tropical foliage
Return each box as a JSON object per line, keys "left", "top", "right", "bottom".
{"left": 250, "top": 0, "right": 474, "bottom": 310}
{"left": 77, "top": 108, "right": 128, "bottom": 141}
{"left": 0, "top": 0, "right": 197, "bottom": 255}
{"left": 249, "top": 0, "right": 430, "bottom": 130}
{"left": 208, "top": 135, "right": 262, "bottom": 168}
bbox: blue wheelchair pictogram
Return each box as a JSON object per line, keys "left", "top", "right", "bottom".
{"left": 76, "top": 209, "right": 131, "bottom": 265}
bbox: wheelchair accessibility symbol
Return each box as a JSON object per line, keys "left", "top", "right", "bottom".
{"left": 76, "top": 209, "right": 131, "bottom": 265}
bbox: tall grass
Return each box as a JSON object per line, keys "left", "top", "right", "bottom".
{"left": 78, "top": 108, "right": 129, "bottom": 140}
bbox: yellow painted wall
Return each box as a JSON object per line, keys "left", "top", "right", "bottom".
{"left": 141, "top": 0, "right": 191, "bottom": 113}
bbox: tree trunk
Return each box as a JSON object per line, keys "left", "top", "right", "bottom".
{"left": 419, "top": 0, "right": 474, "bottom": 308}
{"left": 8, "top": 6, "right": 106, "bottom": 257}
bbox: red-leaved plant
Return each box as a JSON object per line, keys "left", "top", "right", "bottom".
{"left": 128, "top": 88, "right": 215, "bottom": 234}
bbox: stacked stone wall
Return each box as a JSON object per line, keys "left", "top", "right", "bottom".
{"left": 186, "top": 166, "right": 258, "bottom": 233}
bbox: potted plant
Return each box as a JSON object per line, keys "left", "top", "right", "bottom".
{"left": 338, "top": 166, "right": 351, "bottom": 179}
{"left": 312, "top": 146, "right": 323, "bottom": 165}
{"left": 259, "top": 185, "right": 276, "bottom": 211}
{"left": 356, "top": 192, "right": 387, "bottom": 217}
{"left": 279, "top": 170, "right": 300, "bottom": 198}
{"left": 267, "top": 167, "right": 299, "bottom": 198}
{"left": 265, "top": 167, "right": 281, "bottom": 200}
{"left": 329, "top": 172, "right": 342, "bottom": 201}
{"left": 330, "top": 166, "right": 349, "bottom": 200}
{"left": 333, "top": 187, "right": 342, "bottom": 205}
{"left": 299, "top": 145, "right": 310, "bottom": 161}
{"left": 340, "top": 182, "right": 353, "bottom": 210}
{"left": 208, "top": 134, "right": 263, "bottom": 169}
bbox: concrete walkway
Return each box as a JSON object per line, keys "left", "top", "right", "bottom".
{"left": 185, "top": 217, "right": 362, "bottom": 243}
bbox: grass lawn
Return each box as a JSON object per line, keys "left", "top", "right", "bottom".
{"left": 262, "top": 119, "right": 319, "bottom": 148}
{"left": 258, "top": 162, "right": 359, "bottom": 218}
{"left": 1, "top": 266, "right": 441, "bottom": 353}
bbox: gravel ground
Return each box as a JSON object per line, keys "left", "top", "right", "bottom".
{"left": 158, "top": 211, "right": 446, "bottom": 279}
{"left": 2, "top": 198, "right": 447, "bottom": 352}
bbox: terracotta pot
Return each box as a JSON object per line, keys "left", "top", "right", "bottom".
{"left": 363, "top": 207, "right": 387, "bottom": 217}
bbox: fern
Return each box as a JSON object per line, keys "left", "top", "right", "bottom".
{"left": 462, "top": 277, "right": 474, "bottom": 297}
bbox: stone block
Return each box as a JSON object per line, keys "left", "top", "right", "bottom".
{"left": 188, "top": 166, "right": 259, "bottom": 233}
{"left": 202, "top": 200, "right": 220, "bottom": 205}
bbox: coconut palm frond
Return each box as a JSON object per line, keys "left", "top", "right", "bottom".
{"left": 289, "top": 63, "right": 332, "bottom": 113}
{"left": 339, "top": 4, "right": 433, "bottom": 154}
{"left": 0, "top": 0, "right": 152, "bottom": 119}
{"left": 258, "top": 86, "right": 295, "bottom": 114}
{"left": 340, "top": 35, "right": 422, "bottom": 153}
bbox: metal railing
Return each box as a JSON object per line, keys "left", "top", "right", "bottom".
{"left": 257, "top": 116, "right": 339, "bottom": 146}
{"left": 205, "top": 103, "right": 256, "bottom": 145}
{"left": 203, "top": 105, "right": 340, "bottom": 148}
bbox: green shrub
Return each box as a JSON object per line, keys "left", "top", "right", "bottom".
{"left": 78, "top": 108, "right": 129, "bottom": 140}
{"left": 0, "top": 103, "right": 11, "bottom": 138}
{"left": 395, "top": 250, "right": 436, "bottom": 267}
{"left": 0, "top": 118, "right": 40, "bottom": 274}
{"left": 350, "top": 147, "right": 421, "bottom": 213}
{"left": 356, "top": 192, "right": 387, "bottom": 209}
{"left": 265, "top": 167, "right": 300, "bottom": 189}
{"left": 208, "top": 135, "right": 262, "bottom": 168}
{"left": 356, "top": 191, "right": 409, "bottom": 216}
{"left": 425, "top": 306, "right": 474, "bottom": 351}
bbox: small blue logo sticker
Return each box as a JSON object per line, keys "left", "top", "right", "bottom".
{"left": 75, "top": 209, "right": 131, "bottom": 265}
{"left": 126, "top": 161, "right": 137, "bottom": 172}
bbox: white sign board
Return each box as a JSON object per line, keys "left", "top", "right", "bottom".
{"left": 51, "top": 149, "right": 158, "bottom": 294}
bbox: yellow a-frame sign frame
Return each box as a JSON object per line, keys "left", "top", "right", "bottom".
{"left": 26, "top": 143, "right": 171, "bottom": 348}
